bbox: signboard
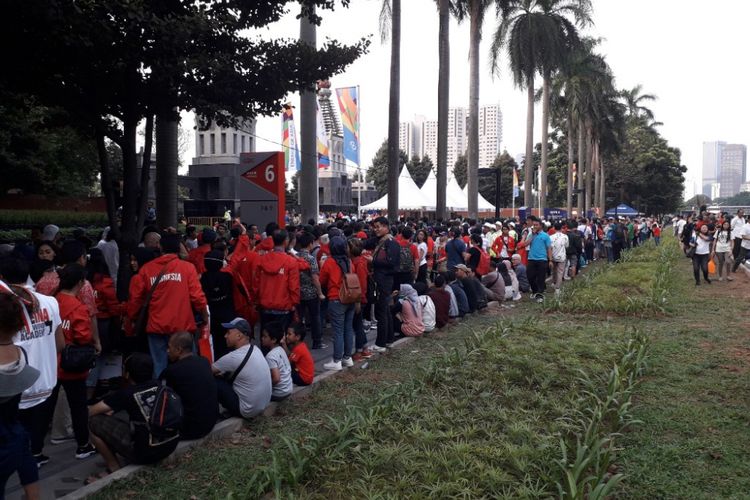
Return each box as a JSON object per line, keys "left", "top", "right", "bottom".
{"left": 239, "top": 152, "right": 285, "bottom": 228}
{"left": 544, "top": 208, "right": 568, "bottom": 219}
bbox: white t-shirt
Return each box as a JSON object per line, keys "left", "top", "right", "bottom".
{"left": 742, "top": 224, "right": 750, "bottom": 250}
{"left": 265, "top": 346, "right": 292, "bottom": 399}
{"left": 731, "top": 216, "right": 745, "bottom": 239}
{"left": 715, "top": 230, "right": 732, "bottom": 253}
{"left": 694, "top": 232, "right": 711, "bottom": 255}
{"left": 676, "top": 219, "right": 687, "bottom": 235}
{"left": 213, "top": 344, "right": 271, "bottom": 418}
{"left": 549, "top": 232, "right": 569, "bottom": 263}
{"left": 417, "top": 242, "right": 428, "bottom": 266}
{"left": 13, "top": 289, "right": 61, "bottom": 410}
{"left": 418, "top": 295, "right": 436, "bottom": 332}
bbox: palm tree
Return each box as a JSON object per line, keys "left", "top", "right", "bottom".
{"left": 299, "top": 4, "right": 318, "bottom": 222}
{"left": 456, "top": 0, "right": 494, "bottom": 219}
{"left": 380, "top": 0, "right": 401, "bottom": 222}
{"left": 621, "top": 84, "right": 656, "bottom": 120}
{"left": 493, "top": 0, "right": 591, "bottom": 213}
{"left": 436, "top": 0, "right": 452, "bottom": 220}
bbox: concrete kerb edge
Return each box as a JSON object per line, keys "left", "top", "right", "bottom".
{"left": 59, "top": 336, "right": 417, "bottom": 499}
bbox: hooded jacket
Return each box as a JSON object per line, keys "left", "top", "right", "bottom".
{"left": 127, "top": 254, "right": 207, "bottom": 334}
{"left": 253, "top": 250, "right": 300, "bottom": 311}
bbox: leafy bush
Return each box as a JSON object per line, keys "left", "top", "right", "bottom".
{"left": 0, "top": 209, "right": 107, "bottom": 228}
{"left": 0, "top": 227, "right": 105, "bottom": 243}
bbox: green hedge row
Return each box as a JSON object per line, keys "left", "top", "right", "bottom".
{"left": 0, "top": 227, "right": 106, "bottom": 244}
{"left": 0, "top": 209, "right": 108, "bottom": 228}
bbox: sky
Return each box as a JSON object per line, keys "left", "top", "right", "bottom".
{"left": 181, "top": 0, "right": 750, "bottom": 200}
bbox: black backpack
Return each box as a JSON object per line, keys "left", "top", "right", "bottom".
{"left": 567, "top": 231, "right": 582, "bottom": 256}
{"left": 134, "top": 382, "right": 183, "bottom": 443}
{"left": 397, "top": 244, "right": 414, "bottom": 274}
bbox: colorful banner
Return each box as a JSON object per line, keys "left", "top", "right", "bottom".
{"left": 335, "top": 86, "right": 360, "bottom": 166}
{"left": 316, "top": 103, "right": 330, "bottom": 169}
{"left": 512, "top": 168, "right": 519, "bottom": 198}
{"left": 282, "top": 105, "right": 301, "bottom": 172}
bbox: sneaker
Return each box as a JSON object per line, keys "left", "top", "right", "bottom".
{"left": 50, "top": 435, "right": 75, "bottom": 445}
{"left": 34, "top": 454, "right": 50, "bottom": 468}
{"left": 512, "top": 292, "right": 522, "bottom": 301}
{"left": 341, "top": 357, "right": 354, "bottom": 367}
{"left": 323, "top": 360, "right": 342, "bottom": 371}
{"left": 705, "top": 278, "right": 711, "bottom": 284}
{"left": 75, "top": 444, "right": 97, "bottom": 460}
{"left": 371, "top": 345, "right": 387, "bottom": 353}
{"left": 351, "top": 352, "right": 365, "bottom": 362}
{"left": 727, "top": 276, "right": 734, "bottom": 281}
{"left": 359, "top": 348, "right": 374, "bottom": 359}
{"left": 535, "top": 295, "right": 544, "bottom": 304}
{"left": 363, "top": 320, "right": 372, "bottom": 329}
{"left": 718, "top": 277, "right": 724, "bottom": 282}
{"left": 385, "top": 343, "right": 393, "bottom": 348}
{"left": 311, "top": 342, "right": 329, "bottom": 350}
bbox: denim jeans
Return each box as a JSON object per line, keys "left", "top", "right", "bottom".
{"left": 328, "top": 300, "right": 354, "bottom": 362}
{"left": 147, "top": 334, "right": 170, "bottom": 378}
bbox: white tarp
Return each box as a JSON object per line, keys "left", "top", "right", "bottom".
{"left": 419, "top": 169, "right": 467, "bottom": 210}
{"left": 361, "top": 168, "right": 434, "bottom": 211}
{"left": 461, "top": 185, "right": 496, "bottom": 211}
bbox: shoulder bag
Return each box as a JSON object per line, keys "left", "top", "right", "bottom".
{"left": 133, "top": 263, "right": 170, "bottom": 338}
{"left": 227, "top": 345, "right": 254, "bottom": 384}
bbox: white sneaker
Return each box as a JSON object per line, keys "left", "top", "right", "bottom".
{"left": 323, "top": 360, "right": 342, "bottom": 371}
{"left": 512, "top": 292, "right": 522, "bottom": 301}
{"left": 371, "top": 345, "right": 387, "bottom": 353}
{"left": 341, "top": 357, "right": 354, "bottom": 367}
{"left": 363, "top": 320, "right": 372, "bottom": 329}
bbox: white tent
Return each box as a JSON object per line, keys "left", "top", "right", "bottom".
{"left": 361, "top": 168, "right": 434, "bottom": 211}
{"left": 461, "top": 185, "right": 496, "bottom": 211}
{"left": 419, "top": 170, "right": 469, "bottom": 210}
{"left": 446, "top": 176, "right": 469, "bottom": 210}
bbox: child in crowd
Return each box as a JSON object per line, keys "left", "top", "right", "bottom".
{"left": 282, "top": 322, "right": 314, "bottom": 386}
{"left": 261, "top": 322, "right": 293, "bottom": 401}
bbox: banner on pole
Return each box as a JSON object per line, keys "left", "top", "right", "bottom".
{"left": 282, "top": 105, "right": 301, "bottom": 172}
{"left": 512, "top": 168, "right": 519, "bottom": 198}
{"left": 335, "top": 86, "right": 360, "bottom": 166}
{"left": 316, "top": 103, "right": 330, "bottom": 169}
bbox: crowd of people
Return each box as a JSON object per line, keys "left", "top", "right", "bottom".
{"left": 2, "top": 207, "right": 747, "bottom": 496}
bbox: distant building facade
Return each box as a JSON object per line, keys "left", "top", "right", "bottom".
{"left": 317, "top": 81, "right": 353, "bottom": 210}
{"left": 702, "top": 141, "right": 747, "bottom": 198}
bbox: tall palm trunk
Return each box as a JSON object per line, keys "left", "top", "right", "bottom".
{"left": 599, "top": 155, "right": 606, "bottom": 215}
{"left": 566, "top": 115, "right": 573, "bottom": 216}
{"left": 539, "top": 75, "right": 550, "bottom": 216}
{"left": 576, "top": 116, "right": 584, "bottom": 214}
{"left": 524, "top": 79, "right": 535, "bottom": 208}
{"left": 155, "top": 111, "right": 178, "bottom": 229}
{"left": 299, "top": 6, "right": 318, "bottom": 223}
{"left": 592, "top": 141, "right": 599, "bottom": 213}
{"left": 386, "top": 0, "right": 401, "bottom": 222}
{"left": 585, "top": 123, "right": 593, "bottom": 214}
{"left": 466, "top": 2, "right": 481, "bottom": 219}
{"left": 436, "top": 0, "right": 449, "bottom": 221}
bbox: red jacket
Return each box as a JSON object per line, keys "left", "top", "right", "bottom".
{"left": 56, "top": 293, "right": 93, "bottom": 381}
{"left": 352, "top": 256, "right": 368, "bottom": 304}
{"left": 127, "top": 254, "right": 207, "bottom": 335}
{"left": 253, "top": 250, "right": 300, "bottom": 311}
{"left": 225, "top": 235, "right": 258, "bottom": 325}
{"left": 188, "top": 244, "right": 211, "bottom": 275}
{"left": 320, "top": 258, "right": 356, "bottom": 301}
{"left": 92, "top": 274, "right": 123, "bottom": 319}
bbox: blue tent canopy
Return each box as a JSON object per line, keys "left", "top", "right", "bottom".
{"left": 605, "top": 204, "right": 639, "bottom": 217}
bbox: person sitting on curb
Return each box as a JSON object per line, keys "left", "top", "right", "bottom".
{"left": 446, "top": 270, "right": 469, "bottom": 318}
{"left": 427, "top": 274, "right": 453, "bottom": 328}
{"left": 88, "top": 353, "right": 180, "bottom": 483}
{"left": 161, "top": 332, "right": 218, "bottom": 440}
{"left": 282, "top": 322, "right": 315, "bottom": 387}
{"left": 260, "top": 322, "right": 293, "bottom": 401}
{"left": 212, "top": 318, "right": 271, "bottom": 419}
{"left": 511, "top": 254, "right": 530, "bottom": 294}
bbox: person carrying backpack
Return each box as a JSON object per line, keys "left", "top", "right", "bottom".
{"left": 394, "top": 227, "right": 419, "bottom": 289}
{"left": 88, "top": 353, "right": 181, "bottom": 483}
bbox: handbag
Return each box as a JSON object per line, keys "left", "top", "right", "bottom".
{"left": 60, "top": 344, "right": 97, "bottom": 373}
{"left": 132, "top": 263, "right": 170, "bottom": 338}
{"left": 685, "top": 245, "right": 696, "bottom": 258}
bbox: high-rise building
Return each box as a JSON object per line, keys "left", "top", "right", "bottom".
{"left": 398, "top": 103, "right": 503, "bottom": 173}
{"left": 702, "top": 141, "right": 724, "bottom": 197}
{"left": 719, "top": 144, "right": 747, "bottom": 198}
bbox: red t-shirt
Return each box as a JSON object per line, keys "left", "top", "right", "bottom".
{"left": 56, "top": 293, "right": 93, "bottom": 381}
{"left": 289, "top": 342, "right": 314, "bottom": 385}
{"left": 653, "top": 227, "right": 661, "bottom": 237}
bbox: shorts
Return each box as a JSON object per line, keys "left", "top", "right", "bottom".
{"left": 0, "top": 421, "right": 38, "bottom": 488}
{"left": 567, "top": 255, "right": 578, "bottom": 268}
{"left": 89, "top": 413, "right": 136, "bottom": 462}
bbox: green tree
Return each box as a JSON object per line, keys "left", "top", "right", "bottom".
{"left": 407, "top": 155, "right": 434, "bottom": 188}
{"left": 621, "top": 84, "right": 657, "bottom": 120}
{"left": 453, "top": 154, "right": 467, "bottom": 188}
{"left": 477, "top": 151, "right": 517, "bottom": 208}
{"left": 682, "top": 194, "right": 711, "bottom": 209}
{"left": 367, "top": 140, "right": 408, "bottom": 196}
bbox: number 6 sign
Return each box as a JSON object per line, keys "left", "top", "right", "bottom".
{"left": 239, "top": 152, "right": 286, "bottom": 227}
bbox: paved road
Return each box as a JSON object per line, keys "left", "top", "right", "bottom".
{"left": 6, "top": 324, "right": 379, "bottom": 500}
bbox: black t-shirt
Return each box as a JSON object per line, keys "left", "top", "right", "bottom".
{"left": 467, "top": 247, "right": 481, "bottom": 271}
{"left": 104, "top": 381, "right": 179, "bottom": 462}
{"left": 160, "top": 355, "right": 218, "bottom": 440}
{"left": 460, "top": 277, "right": 478, "bottom": 313}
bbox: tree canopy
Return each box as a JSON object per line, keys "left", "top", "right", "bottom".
{"left": 366, "top": 140, "right": 408, "bottom": 196}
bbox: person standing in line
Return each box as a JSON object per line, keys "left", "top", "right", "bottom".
{"left": 712, "top": 220, "right": 733, "bottom": 281}
{"left": 730, "top": 215, "right": 750, "bottom": 274}
{"left": 690, "top": 224, "right": 712, "bottom": 286}
{"left": 364, "top": 217, "right": 400, "bottom": 353}
{"left": 525, "top": 217, "right": 553, "bottom": 302}
{"left": 319, "top": 236, "right": 356, "bottom": 371}
{"left": 549, "top": 222, "right": 569, "bottom": 294}
{"left": 445, "top": 229, "right": 466, "bottom": 271}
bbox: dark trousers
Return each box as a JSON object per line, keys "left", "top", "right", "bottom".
{"left": 374, "top": 277, "right": 394, "bottom": 347}
{"left": 353, "top": 309, "right": 366, "bottom": 350}
{"left": 297, "top": 298, "right": 322, "bottom": 345}
{"left": 417, "top": 264, "right": 427, "bottom": 284}
{"left": 732, "top": 246, "right": 747, "bottom": 272}
{"left": 527, "top": 260, "right": 548, "bottom": 294}
{"left": 49, "top": 380, "right": 89, "bottom": 447}
{"left": 18, "top": 396, "right": 55, "bottom": 455}
{"left": 215, "top": 378, "right": 241, "bottom": 417}
{"left": 259, "top": 312, "right": 292, "bottom": 341}
{"left": 612, "top": 241, "right": 623, "bottom": 262}
{"left": 732, "top": 237, "right": 743, "bottom": 261}
{"left": 693, "top": 253, "right": 710, "bottom": 283}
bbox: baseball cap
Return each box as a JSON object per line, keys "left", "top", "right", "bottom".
{"left": 454, "top": 264, "right": 471, "bottom": 272}
{"left": 221, "top": 317, "right": 251, "bottom": 336}
{"left": 42, "top": 224, "right": 60, "bottom": 241}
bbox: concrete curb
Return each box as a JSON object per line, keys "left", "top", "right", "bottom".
{"left": 59, "top": 336, "right": 417, "bottom": 498}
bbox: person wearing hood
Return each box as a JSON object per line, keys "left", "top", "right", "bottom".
{"left": 392, "top": 284, "right": 424, "bottom": 337}
{"left": 201, "top": 250, "right": 236, "bottom": 359}
{"left": 253, "top": 230, "right": 300, "bottom": 336}
{"left": 0, "top": 290, "right": 43, "bottom": 499}
{"left": 319, "top": 236, "right": 356, "bottom": 371}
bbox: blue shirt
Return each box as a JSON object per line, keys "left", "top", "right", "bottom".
{"left": 446, "top": 238, "right": 466, "bottom": 269}
{"left": 528, "top": 231, "right": 551, "bottom": 261}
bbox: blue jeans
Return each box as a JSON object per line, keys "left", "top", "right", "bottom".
{"left": 147, "top": 334, "right": 170, "bottom": 378}
{"left": 328, "top": 300, "right": 354, "bottom": 362}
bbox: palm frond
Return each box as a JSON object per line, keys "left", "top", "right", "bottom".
{"left": 379, "top": 0, "right": 392, "bottom": 43}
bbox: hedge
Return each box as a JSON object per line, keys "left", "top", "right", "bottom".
{"left": 0, "top": 209, "right": 108, "bottom": 228}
